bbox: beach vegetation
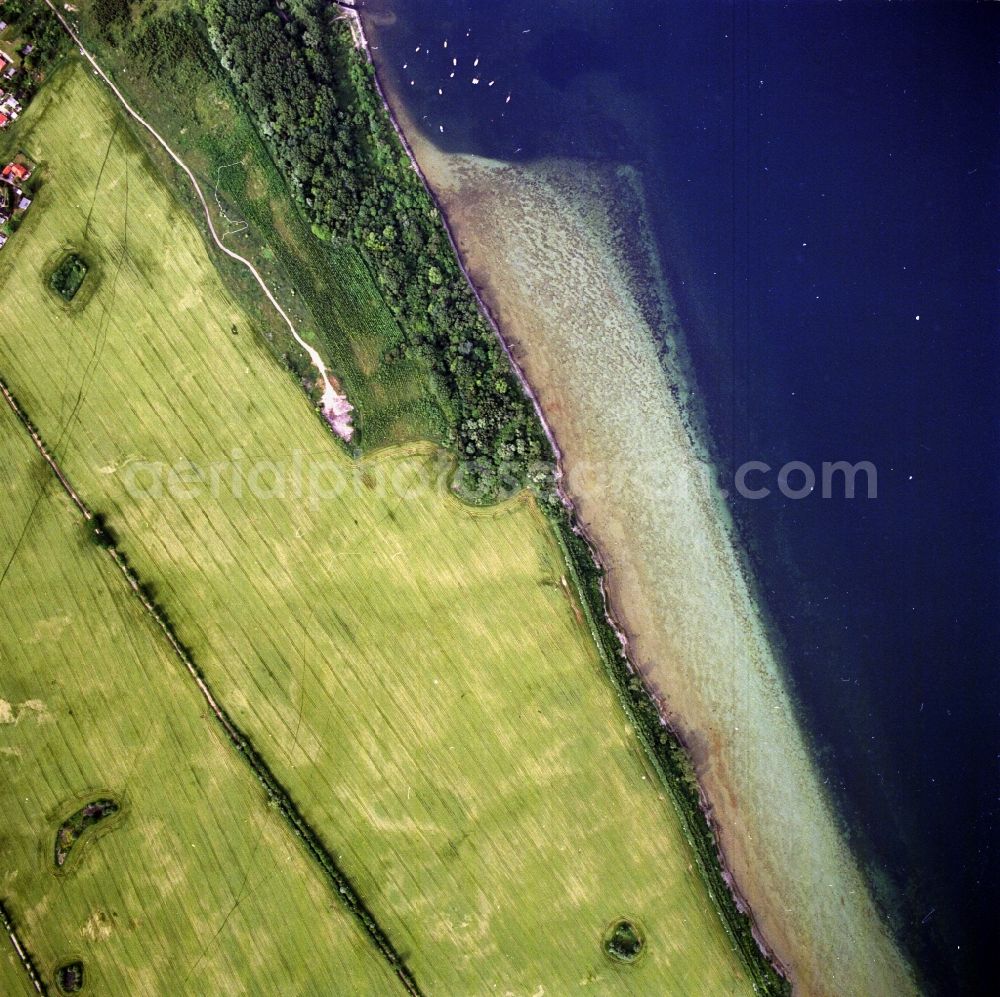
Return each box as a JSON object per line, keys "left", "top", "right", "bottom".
{"left": 551, "top": 501, "right": 791, "bottom": 995}
{"left": 197, "top": 0, "right": 551, "bottom": 499}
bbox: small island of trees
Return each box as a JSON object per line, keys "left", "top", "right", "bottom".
{"left": 50, "top": 252, "right": 88, "bottom": 301}
{"left": 56, "top": 960, "right": 84, "bottom": 993}
{"left": 604, "top": 919, "right": 644, "bottom": 963}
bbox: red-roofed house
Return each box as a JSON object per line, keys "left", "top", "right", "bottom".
{"left": 2, "top": 162, "right": 29, "bottom": 182}
{"left": 0, "top": 113, "right": 9, "bottom": 129}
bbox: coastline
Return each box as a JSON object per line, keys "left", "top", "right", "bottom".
{"left": 400, "top": 146, "right": 912, "bottom": 997}
{"left": 337, "top": 3, "right": 568, "bottom": 476}
{"left": 342, "top": 4, "right": 786, "bottom": 983}
{"left": 352, "top": 8, "right": 918, "bottom": 994}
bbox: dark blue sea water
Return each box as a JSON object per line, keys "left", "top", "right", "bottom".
{"left": 361, "top": 2, "right": 999, "bottom": 992}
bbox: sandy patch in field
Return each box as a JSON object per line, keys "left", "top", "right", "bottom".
{"left": 82, "top": 909, "right": 113, "bottom": 942}
{"left": 397, "top": 119, "right": 916, "bottom": 997}
{"left": 0, "top": 699, "right": 51, "bottom": 725}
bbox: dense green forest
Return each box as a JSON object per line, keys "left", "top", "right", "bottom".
{"left": 182, "top": 0, "right": 551, "bottom": 498}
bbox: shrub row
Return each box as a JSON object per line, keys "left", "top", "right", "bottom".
{"left": 105, "top": 540, "right": 423, "bottom": 997}
{"left": 0, "top": 380, "right": 421, "bottom": 997}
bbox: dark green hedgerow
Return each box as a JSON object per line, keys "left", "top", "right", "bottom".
{"left": 227, "top": 729, "right": 422, "bottom": 996}
{"left": 115, "top": 551, "right": 422, "bottom": 997}
{"left": 96, "top": 551, "right": 421, "bottom": 996}
{"left": 0, "top": 380, "right": 421, "bottom": 997}
{"left": 547, "top": 502, "right": 791, "bottom": 996}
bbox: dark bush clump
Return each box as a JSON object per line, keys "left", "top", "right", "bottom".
{"left": 57, "top": 960, "right": 84, "bottom": 993}
{"left": 604, "top": 919, "right": 643, "bottom": 963}
{"left": 55, "top": 799, "right": 119, "bottom": 867}
{"left": 50, "top": 253, "right": 89, "bottom": 301}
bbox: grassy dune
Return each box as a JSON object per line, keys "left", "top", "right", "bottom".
{"left": 0, "top": 63, "right": 753, "bottom": 993}
{"left": 0, "top": 403, "right": 400, "bottom": 994}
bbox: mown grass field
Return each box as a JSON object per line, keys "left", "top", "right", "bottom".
{"left": 0, "top": 403, "right": 400, "bottom": 994}
{"left": 0, "top": 63, "right": 752, "bottom": 993}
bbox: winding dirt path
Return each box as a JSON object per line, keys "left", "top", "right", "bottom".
{"left": 42, "top": 0, "right": 354, "bottom": 440}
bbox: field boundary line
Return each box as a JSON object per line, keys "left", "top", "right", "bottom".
{"left": 0, "top": 376, "right": 422, "bottom": 997}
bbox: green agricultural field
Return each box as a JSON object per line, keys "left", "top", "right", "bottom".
{"left": 0, "top": 401, "right": 401, "bottom": 994}
{"left": 0, "top": 63, "right": 752, "bottom": 993}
